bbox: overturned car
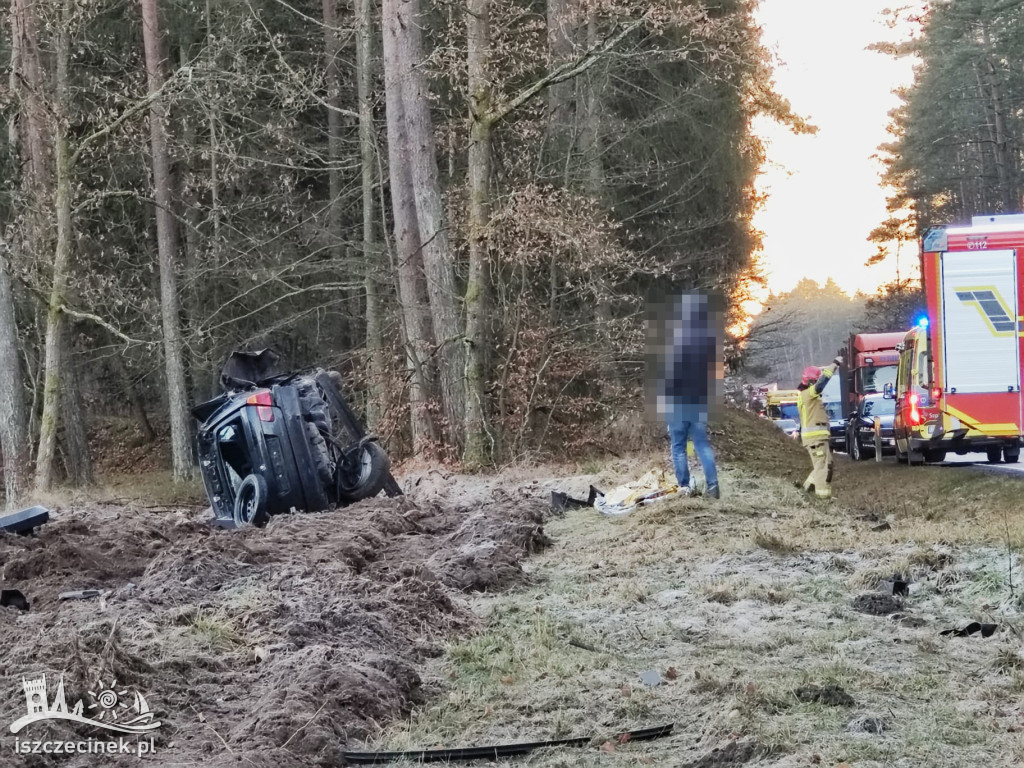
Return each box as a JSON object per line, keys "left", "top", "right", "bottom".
{"left": 191, "top": 350, "right": 401, "bottom": 528}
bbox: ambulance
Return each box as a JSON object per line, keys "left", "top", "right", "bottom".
{"left": 891, "top": 214, "right": 1024, "bottom": 464}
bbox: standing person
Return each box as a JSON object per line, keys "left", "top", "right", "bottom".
{"left": 797, "top": 356, "right": 843, "bottom": 499}
{"left": 657, "top": 293, "right": 721, "bottom": 499}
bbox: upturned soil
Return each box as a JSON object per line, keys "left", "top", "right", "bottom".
{"left": 8, "top": 409, "right": 1024, "bottom": 767}
{"left": 0, "top": 482, "right": 549, "bottom": 767}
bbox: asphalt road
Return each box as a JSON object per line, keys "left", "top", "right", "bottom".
{"left": 838, "top": 448, "right": 1024, "bottom": 475}
{"left": 937, "top": 451, "right": 1024, "bottom": 475}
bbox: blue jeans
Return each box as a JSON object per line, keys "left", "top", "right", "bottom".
{"left": 668, "top": 420, "right": 718, "bottom": 490}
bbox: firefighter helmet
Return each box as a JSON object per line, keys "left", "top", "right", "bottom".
{"left": 801, "top": 366, "right": 822, "bottom": 386}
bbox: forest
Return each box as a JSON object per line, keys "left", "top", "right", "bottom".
{"left": 0, "top": 0, "right": 813, "bottom": 499}
{"left": 875, "top": 0, "right": 1024, "bottom": 260}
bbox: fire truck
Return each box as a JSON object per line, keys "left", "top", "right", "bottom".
{"left": 891, "top": 214, "right": 1024, "bottom": 464}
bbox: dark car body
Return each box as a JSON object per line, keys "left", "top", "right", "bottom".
{"left": 826, "top": 400, "right": 846, "bottom": 451}
{"left": 192, "top": 351, "right": 400, "bottom": 526}
{"left": 846, "top": 394, "right": 896, "bottom": 460}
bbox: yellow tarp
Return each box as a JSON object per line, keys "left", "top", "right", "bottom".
{"left": 597, "top": 468, "right": 680, "bottom": 515}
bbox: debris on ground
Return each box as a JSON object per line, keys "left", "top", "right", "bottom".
{"left": 639, "top": 669, "right": 663, "bottom": 687}
{"left": 341, "top": 723, "right": 674, "bottom": 764}
{"left": 58, "top": 589, "right": 105, "bottom": 600}
{"left": 877, "top": 574, "right": 911, "bottom": 596}
{"left": 940, "top": 621, "right": 998, "bottom": 638}
{"left": 0, "top": 505, "right": 49, "bottom": 534}
{"left": 594, "top": 468, "right": 680, "bottom": 516}
{"left": 0, "top": 589, "right": 29, "bottom": 611}
{"left": 848, "top": 715, "right": 889, "bottom": 734}
{"left": 795, "top": 684, "right": 856, "bottom": 707}
{"left": 852, "top": 592, "right": 902, "bottom": 616}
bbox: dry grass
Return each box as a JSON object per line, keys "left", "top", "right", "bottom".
{"left": 364, "top": 409, "right": 1024, "bottom": 765}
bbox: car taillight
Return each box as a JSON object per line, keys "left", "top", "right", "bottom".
{"left": 246, "top": 390, "right": 275, "bottom": 422}
{"left": 909, "top": 393, "right": 921, "bottom": 425}
{"left": 932, "top": 387, "right": 942, "bottom": 401}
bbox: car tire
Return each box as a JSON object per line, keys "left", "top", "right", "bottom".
{"left": 895, "top": 442, "right": 908, "bottom": 464}
{"left": 234, "top": 474, "right": 270, "bottom": 528}
{"left": 337, "top": 441, "right": 390, "bottom": 502}
{"left": 986, "top": 447, "right": 1003, "bottom": 464}
{"left": 923, "top": 449, "right": 947, "bottom": 463}
{"left": 1005, "top": 448, "right": 1020, "bottom": 464}
{"left": 851, "top": 437, "right": 863, "bottom": 461}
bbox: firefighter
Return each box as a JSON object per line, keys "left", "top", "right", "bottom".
{"left": 797, "top": 355, "right": 843, "bottom": 499}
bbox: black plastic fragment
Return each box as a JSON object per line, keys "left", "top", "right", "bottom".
{"left": 0, "top": 506, "right": 49, "bottom": 535}
{"left": 940, "top": 622, "right": 997, "bottom": 638}
{"left": 341, "top": 723, "right": 674, "bottom": 764}
{"left": 551, "top": 486, "right": 604, "bottom": 513}
{"left": 0, "top": 589, "right": 29, "bottom": 611}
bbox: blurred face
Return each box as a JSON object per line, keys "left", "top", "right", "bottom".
{"left": 644, "top": 291, "right": 726, "bottom": 421}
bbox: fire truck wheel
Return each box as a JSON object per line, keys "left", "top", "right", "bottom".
{"left": 1004, "top": 448, "right": 1020, "bottom": 464}
{"left": 896, "top": 444, "right": 908, "bottom": 464}
{"left": 986, "top": 447, "right": 1003, "bottom": 464}
{"left": 923, "top": 449, "right": 946, "bottom": 463}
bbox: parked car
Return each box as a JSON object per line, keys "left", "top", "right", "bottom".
{"left": 846, "top": 393, "right": 896, "bottom": 461}
{"left": 191, "top": 350, "right": 401, "bottom": 528}
{"left": 773, "top": 418, "right": 800, "bottom": 440}
{"left": 826, "top": 401, "right": 846, "bottom": 452}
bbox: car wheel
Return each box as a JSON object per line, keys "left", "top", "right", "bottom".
{"left": 1005, "top": 448, "right": 1020, "bottom": 464}
{"left": 234, "top": 474, "right": 270, "bottom": 528}
{"left": 987, "top": 447, "right": 1003, "bottom": 464}
{"left": 895, "top": 441, "right": 908, "bottom": 464}
{"left": 851, "top": 436, "right": 863, "bottom": 461}
{"left": 337, "top": 441, "right": 390, "bottom": 502}
{"left": 923, "top": 449, "right": 946, "bottom": 463}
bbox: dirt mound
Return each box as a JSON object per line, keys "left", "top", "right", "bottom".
{"left": 710, "top": 407, "right": 807, "bottom": 480}
{"left": 0, "top": 494, "right": 549, "bottom": 767}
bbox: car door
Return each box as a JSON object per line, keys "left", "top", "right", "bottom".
{"left": 893, "top": 340, "right": 914, "bottom": 451}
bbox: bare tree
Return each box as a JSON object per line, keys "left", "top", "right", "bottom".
{"left": 141, "top": 0, "right": 194, "bottom": 480}
{"left": 356, "top": 0, "right": 385, "bottom": 427}
{"left": 0, "top": 247, "right": 30, "bottom": 504}
{"left": 382, "top": 0, "right": 439, "bottom": 452}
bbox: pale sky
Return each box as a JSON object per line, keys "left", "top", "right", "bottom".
{"left": 752, "top": 0, "right": 918, "bottom": 298}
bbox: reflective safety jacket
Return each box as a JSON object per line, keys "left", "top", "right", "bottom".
{"left": 797, "top": 364, "right": 837, "bottom": 447}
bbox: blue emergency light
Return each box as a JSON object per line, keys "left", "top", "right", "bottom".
{"left": 917, "top": 316, "right": 929, "bottom": 328}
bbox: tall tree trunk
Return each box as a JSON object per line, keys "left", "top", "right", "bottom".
{"left": 34, "top": 18, "right": 71, "bottom": 492}
{"left": 391, "top": 0, "right": 465, "bottom": 449}
{"left": 463, "top": 0, "right": 493, "bottom": 467}
{"left": 323, "top": 0, "right": 345, "bottom": 263}
{"left": 5, "top": 0, "right": 42, "bottom": 503}
{"left": 357, "top": 0, "right": 385, "bottom": 428}
{"left": 59, "top": 328, "right": 92, "bottom": 486}
{"left": 545, "top": 0, "right": 575, "bottom": 171}
{"left": 982, "top": 25, "right": 1012, "bottom": 211}
{"left": 382, "top": 0, "right": 438, "bottom": 453}
{"left": 141, "top": 0, "right": 194, "bottom": 480}
{"left": 0, "top": 246, "right": 30, "bottom": 505}
{"left": 580, "top": 11, "right": 611, "bottom": 329}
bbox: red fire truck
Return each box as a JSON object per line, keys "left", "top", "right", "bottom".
{"left": 841, "top": 332, "right": 904, "bottom": 459}
{"left": 891, "top": 214, "right": 1024, "bottom": 464}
